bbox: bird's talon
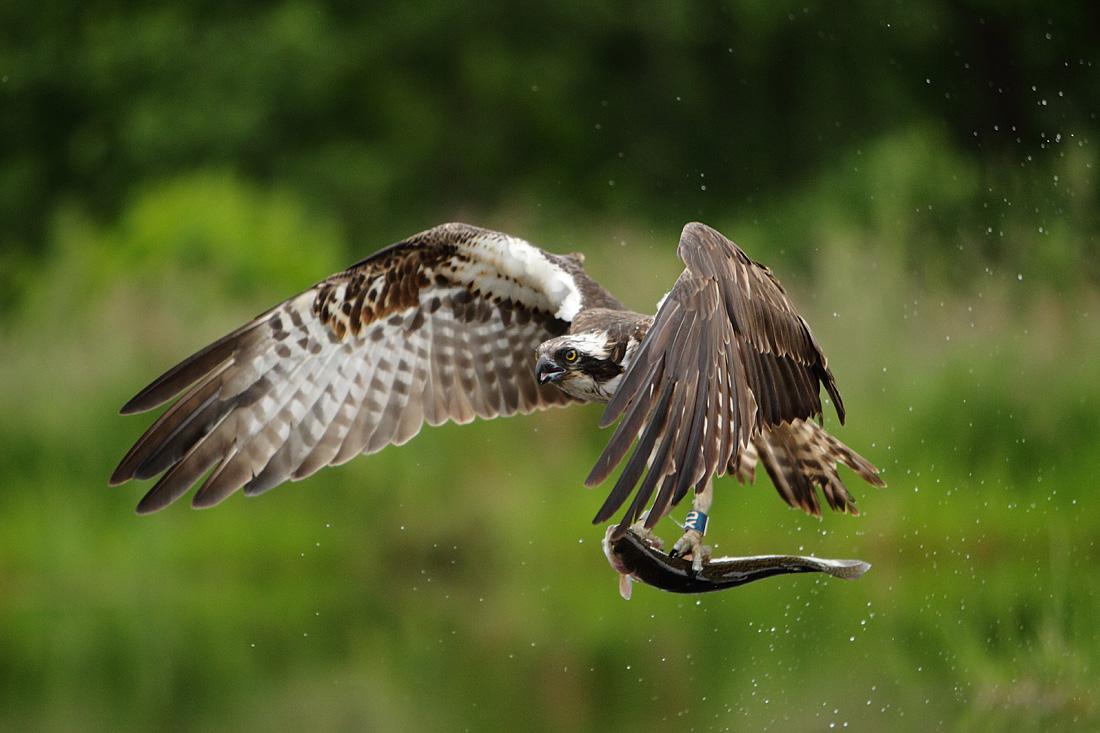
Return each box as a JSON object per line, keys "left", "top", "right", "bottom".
{"left": 628, "top": 521, "right": 665, "bottom": 552}
{"left": 671, "top": 529, "right": 711, "bottom": 573}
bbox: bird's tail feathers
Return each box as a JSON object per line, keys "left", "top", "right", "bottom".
{"left": 735, "top": 419, "right": 885, "bottom": 517}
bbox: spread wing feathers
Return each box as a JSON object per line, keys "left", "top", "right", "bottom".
{"left": 111, "top": 222, "right": 604, "bottom": 513}
{"left": 586, "top": 222, "right": 852, "bottom": 535}
{"left": 736, "top": 419, "right": 887, "bottom": 517}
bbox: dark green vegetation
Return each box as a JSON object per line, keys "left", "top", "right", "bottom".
{"left": 2, "top": 2, "right": 1097, "bottom": 730}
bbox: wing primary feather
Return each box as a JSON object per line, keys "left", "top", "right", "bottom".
{"left": 110, "top": 360, "right": 232, "bottom": 484}
{"left": 120, "top": 322, "right": 264, "bottom": 415}
{"left": 820, "top": 364, "right": 845, "bottom": 423}
{"left": 243, "top": 447, "right": 297, "bottom": 497}
{"left": 638, "top": 387, "right": 688, "bottom": 529}
{"left": 190, "top": 447, "right": 249, "bottom": 509}
{"left": 773, "top": 354, "right": 813, "bottom": 421}
{"left": 713, "top": 335, "right": 735, "bottom": 477}
{"left": 594, "top": 304, "right": 698, "bottom": 525}
{"left": 129, "top": 391, "right": 225, "bottom": 481}
{"left": 671, "top": 324, "right": 714, "bottom": 505}
{"left": 584, "top": 360, "right": 663, "bottom": 487}
{"left": 747, "top": 349, "right": 782, "bottom": 425}
{"left": 598, "top": 298, "right": 680, "bottom": 429}
{"left": 592, "top": 381, "right": 674, "bottom": 525}
{"left": 135, "top": 433, "right": 230, "bottom": 514}
{"left": 634, "top": 345, "right": 701, "bottom": 527}
{"left": 656, "top": 316, "right": 708, "bottom": 512}
{"left": 700, "top": 319, "right": 724, "bottom": 475}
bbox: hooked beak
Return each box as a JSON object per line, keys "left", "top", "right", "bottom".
{"left": 536, "top": 354, "right": 565, "bottom": 385}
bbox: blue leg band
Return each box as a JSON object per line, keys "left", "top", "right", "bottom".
{"left": 684, "top": 510, "right": 708, "bottom": 534}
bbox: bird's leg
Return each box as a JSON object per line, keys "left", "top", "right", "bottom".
{"left": 670, "top": 477, "right": 714, "bottom": 573}
{"left": 627, "top": 511, "right": 665, "bottom": 552}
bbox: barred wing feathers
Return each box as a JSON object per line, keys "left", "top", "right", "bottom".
{"left": 111, "top": 223, "right": 611, "bottom": 513}
{"left": 588, "top": 222, "right": 881, "bottom": 534}
{"left": 739, "top": 420, "right": 886, "bottom": 518}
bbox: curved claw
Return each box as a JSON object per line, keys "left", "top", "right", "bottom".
{"left": 669, "top": 529, "right": 711, "bottom": 573}
{"left": 628, "top": 519, "right": 665, "bottom": 553}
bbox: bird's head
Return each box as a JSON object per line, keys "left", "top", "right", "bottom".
{"left": 535, "top": 333, "right": 623, "bottom": 403}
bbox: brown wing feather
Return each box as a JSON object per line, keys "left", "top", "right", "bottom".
{"left": 112, "top": 223, "right": 612, "bottom": 512}
{"left": 590, "top": 222, "right": 879, "bottom": 533}
{"left": 746, "top": 419, "right": 887, "bottom": 517}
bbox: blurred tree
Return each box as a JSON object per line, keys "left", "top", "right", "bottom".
{"left": 1, "top": 0, "right": 1097, "bottom": 291}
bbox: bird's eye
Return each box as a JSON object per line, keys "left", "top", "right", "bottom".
{"left": 563, "top": 349, "right": 578, "bottom": 363}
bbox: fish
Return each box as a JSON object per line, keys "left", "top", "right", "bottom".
{"left": 603, "top": 527, "right": 871, "bottom": 600}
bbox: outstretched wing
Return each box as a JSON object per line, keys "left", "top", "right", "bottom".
{"left": 587, "top": 222, "right": 866, "bottom": 534}
{"left": 111, "top": 223, "right": 612, "bottom": 513}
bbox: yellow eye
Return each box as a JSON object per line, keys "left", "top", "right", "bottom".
{"left": 563, "top": 349, "right": 578, "bottom": 363}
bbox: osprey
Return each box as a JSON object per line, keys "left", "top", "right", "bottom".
{"left": 111, "top": 222, "right": 884, "bottom": 569}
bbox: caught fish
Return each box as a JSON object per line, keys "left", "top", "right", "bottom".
{"left": 603, "top": 527, "right": 871, "bottom": 600}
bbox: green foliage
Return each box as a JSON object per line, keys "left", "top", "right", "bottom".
{"left": 93, "top": 169, "right": 346, "bottom": 296}
{"left": 2, "top": 1, "right": 1097, "bottom": 278}
{"left": 2, "top": 2, "right": 1099, "bottom": 731}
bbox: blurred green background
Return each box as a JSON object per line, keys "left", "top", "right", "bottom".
{"left": 2, "top": 2, "right": 1098, "bottom": 730}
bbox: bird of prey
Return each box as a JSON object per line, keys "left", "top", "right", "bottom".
{"left": 111, "top": 222, "right": 884, "bottom": 568}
